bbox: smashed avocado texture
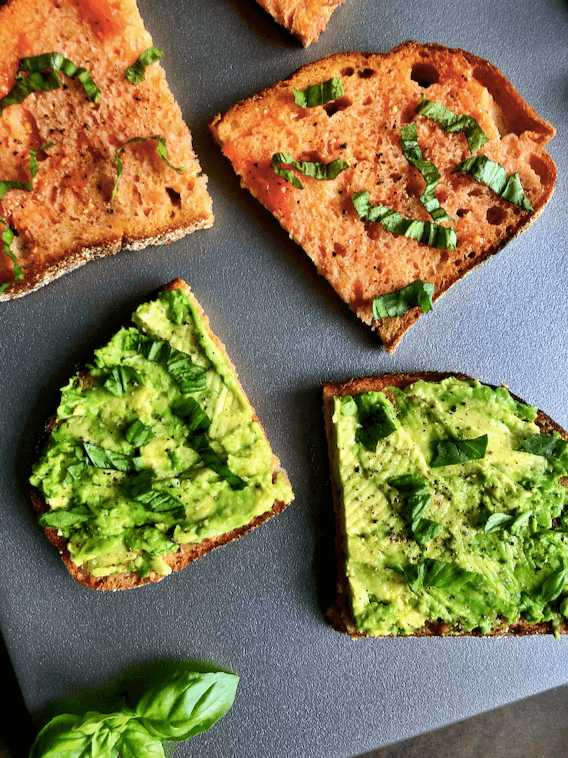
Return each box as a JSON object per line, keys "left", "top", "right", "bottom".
{"left": 31, "top": 289, "right": 293, "bottom": 580}
{"left": 331, "top": 378, "right": 568, "bottom": 636}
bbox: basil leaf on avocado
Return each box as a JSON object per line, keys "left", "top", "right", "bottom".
{"left": 430, "top": 434, "right": 488, "bottom": 467}
{"left": 353, "top": 393, "right": 397, "bottom": 451}
{"left": 293, "top": 77, "right": 344, "bottom": 107}
{"left": 519, "top": 434, "right": 567, "bottom": 460}
{"left": 415, "top": 95, "right": 488, "bottom": 154}
{"left": 372, "top": 280, "right": 434, "bottom": 319}
{"left": 83, "top": 442, "right": 134, "bottom": 472}
{"left": 390, "top": 475, "right": 441, "bottom": 545}
{"left": 271, "top": 152, "right": 349, "bottom": 189}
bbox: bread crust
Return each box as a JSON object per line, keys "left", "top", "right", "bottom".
{"left": 210, "top": 43, "right": 556, "bottom": 352}
{"left": 254, "top": 0, "right": 347, "bottom": 46}
{"left": 30, "top": 279, "right": 293, "bottom": 590}
{"left": 322, "top": 372, "right": 568, "bottom": 638}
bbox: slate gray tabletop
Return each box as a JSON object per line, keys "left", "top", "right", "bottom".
{"left": 0, "top": 1, "right": 567, "bottom": 756}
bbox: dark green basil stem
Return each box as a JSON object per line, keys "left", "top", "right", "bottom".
{"left": 400, "top": 122, "right": 452, "bottom": 222}
{"left": 271, "top": 152, "right": 349, "bottom": 190}
{"left": 293, "top": 77, "right": 344, "bottom": 107}
{"left": 352, "top": 190, "right": 456, "bottom": 251}
{"left": 112, "top": 135, "right": 187, "bottom": 201}
{"left": 454, "top": 154, "right": 533, "bottom": 211}
{"left": 372, "top": 280, "right": 434, "bottom": 319}
{"left": 125, "top": 46, "right": 165, "bottom": 84}
{"left": 415, "top": 95, "right": 489, "bottom": 155}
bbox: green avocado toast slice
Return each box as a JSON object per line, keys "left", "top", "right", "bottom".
{"left": 30, "top": 279, "right": 294, "bottom": 590}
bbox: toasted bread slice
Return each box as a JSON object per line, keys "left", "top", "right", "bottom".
{"left": 210, "top": 43, "right": 556, "bottom": 352}
{"left": 0, "top": 0, "right": 213, "bottom": 299}
{"left": 323, "top": 372, "right": 568, "bottom": 637}
{"left": 254, "top": 0, "right": 347, "bottom": 46}
{"left": 30, "top": 279, "right": 294, "bottom": 590}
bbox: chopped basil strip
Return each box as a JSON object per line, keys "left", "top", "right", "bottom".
{"left": 83, "top": 442, "right": 134, "bottom": 473}
{"left": 293, "top": 77, "right": 344, "bottom": 108}
{"left": 539, "top": 568, "right": 568, "bottom": 603}
{"left": 454, "top": 155, "right": 533, "bottom": 211}
{"left": 352, "top": 190, "right": 456, "bottom": 250}
{"left": 372, "top": 279, "right": 434, "bottom": 319}
{"left": 134, "top": 488, "right": 183, "bottom": 513}
{"left": 271, "top": 152, "right": 348, "bottom": 190}
{"left": 430, "top": 434, "right": 488, "bottom": 467}
{"left": 29, "top": 141, "right": 55, "bottom": 179}
{"left": 390, "top": 475, "right": 440, "bottom": 545}
{"left": 519, "top": 434, "right": 568, "bottom": 459}
{"left": 354, "top": 394, "right": 397, "bottom": 451}
{"left": 0, "top": 216, "right": 22, "bottom": 295}
{"left": 189, "top": 433, "right": 246, "bottom": 490}
{"left": 39, "top": 506, "right": 92, "bottom": 530}
{"left": 415, "top": 95, "right": 489, "bottom": 155}
{"left": 401, "top": 122, "right": 452, "bottom": 222}
{"left": 0, "top": 141, "right": 54, "bottom": 199}
{"left": 484, "top": 512, "right": 514, "bottom": 533}
{"left": 125, "top": 419, "right": 155, "bottom": 447}
{"left": 125, "top": 46, "right": 164, "bottom": 84}
{"left": 112, "top": 136, "right": 187, "bottom": 200}
{"left": 171, "top": 396, "right": 211, "bottom": 433}
{"left": 104, "top": 365, "right": 144, "bottom": 397}
{"left": 397, "top": 558, "right": 478, "bottom": 593}
{"left": 124, "top": 333, "right": 208, "bottom": 394}
{"left": 0, "top": 71, "right": 60, "bottom": 113}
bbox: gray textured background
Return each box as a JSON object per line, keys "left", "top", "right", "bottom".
{"left": 0, "top": 0, "right": 567, "bottom": 756}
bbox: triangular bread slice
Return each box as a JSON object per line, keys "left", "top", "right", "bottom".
{"left": 0, "top": 0, "right": 213, "bottom": 299}
{"left": 210, "top": 43, "right": 556, "bottom": 352}
{"left": 322, "top": 372, "right": 568, "bottom": 637}
{"left": 30, "top": 279, "right": 294, "bottom": 590}
{"left": 254, "top": 0, "right": 347, "bottom": 46}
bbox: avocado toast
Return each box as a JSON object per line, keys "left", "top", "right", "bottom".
{"left": 30, "top": 279, "right": 294, "bottom": 590}
{"left": 323, "top": 372, "right": 568, "bottom": 637}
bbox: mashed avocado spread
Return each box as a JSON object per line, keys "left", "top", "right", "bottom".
{"left": 30, "top": 289, "right": 293, "bottom": 579}
{"left": 331, "top": 377, "right": 568, "bottom": 636}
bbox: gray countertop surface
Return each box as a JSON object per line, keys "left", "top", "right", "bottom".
{"left": 1, "top": 1, "right": 567, "bottom": 756}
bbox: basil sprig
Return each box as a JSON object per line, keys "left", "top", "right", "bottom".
{"left": 352, "top": 190, "right": 457, "bottom": 250}
{"left": 0, "top": 216, "right": 22, "bottom": 295}
{"left": 112, "top": 136, "right": 187, "bottom": 200}
{"left": 29, "top": 667, "right": 239, "bottom": 758}
{"left": 454, "top": 155, "right": 533, "bottom": 211}
{"left": 519, "top": 434, "right": 567, "bottom": 460}
{"left": 397, "top": 558, "right": 477, "bottom": 594}
{"left": 1, "top": 52, "right": 100, "bottom": 114}
{"left": 390, "top": 474, "right": 441, "bottom": 545}
{"left": 293, "top": 77, "right": 344, "bottom": 107}
{"left": 271, "top": 152, "right": 348, "bottom": 190}
{"left": 400, "top": 122, "right": 452, "bottom": 222}
{"left": 415, "top": 95, "right": 489, "bottom": 155}
{"left": 372, "top": 280, "right": 434, "bottom": 319}
{"left": 125, "top": 46, "right": 164, "bottom": 84}
{"left": 353, "top": 393, "right": 397, "bottom": 452}
{"left": 430, "top": 434, "right": 488, "bottom": 467}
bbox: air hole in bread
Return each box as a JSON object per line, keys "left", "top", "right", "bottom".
{"left": 341, "top": 67, "right": 355, "bottom": 76}
{"left": 469, "top": 187, "right": 483, "bottom": 198}
{"left": 165, "top": 187, "right": 181, "bottom": 207}
{"left": 357, "top": 68, "right": 376, "bottom": 79}
{"left": 324, "top": 96, "right": 353, "bottom": 117}
{"left": 390, "top": 173, "right": 402, "bottom": 182}
{"left": 529, "top": 154, "right": 550, "bottom": 184}
{"left": 363, "top": 96, "right": 373, "bottom": 106}
{"left": 333, "top": 243, "right": 347, "bottom": 257}
{"left": 410, "top": 63, "right": 440, "bottom": 88}
{"left": 456, "top": 208, "right": 470, "bottom": 217}
{"left": 486, "top": 205, "right": 507, "bottom": 225}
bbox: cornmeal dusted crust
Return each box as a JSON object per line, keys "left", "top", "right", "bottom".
{"left": 322, "top": 372, "right": 568, "bottom": 638}
{"left": 210, "top": 43, "right": 556, "bottom": 352}
{"left": 0, "top": 0, "right": 213, "bottom": 299}
{"left": 254, "top": 0, "right": 346, "bottom": 46}
{"left": 30, "top": 279, "right": 293, "bottom": 590}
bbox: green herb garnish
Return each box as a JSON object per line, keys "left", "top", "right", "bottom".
{"left": 125, "top": 46, "right": 164, "bottom": 84}
{"left": 112, "top": 136, "right": 187, "bottom": 200}
{"left": 390, "top": 474, "right": 441, "bottom": 545}
{"left": 519, "top": 433, "right": 567, "bottom": 459}
{"left": 293, "top": 77, "right": 344, "bottom": 107}
{"left": 415, "top": 95, "right": 489, "bottom": 154}
{"left": 397, "top": 558, "right": 478, "bottom": 593}
{"left": 0, "top": 216, "right": 22, "bottom": 295}
{"left": 38, "top": 506, "right": 92, "bottom": 530}
{"left": 125, "top": 419, "right": 154, "bottom": 447}
{"left": 352, "top": 190, "right": 456, "bottom": 250}
{"left": 271, "top": 152, "right": 348, "bottom": 189}
{"left": 82, "top": 442, "right": 134, "bottom": 473}
{"left": 400, "top": 122, "right": 452, "bottom": 222}
{"left": 103, "top": 365, "right": 144, "bottom": 397}
{"left": 454, "top": 154, "right": 533, "bottom": 211}
{"left": 353, "top": 393, "right": 397, "bottom": 451}
{"left": 430, "top": 434, "right": 488, "bottom": 467}
{"left": 124, "top": 333, "right": 208, "bottom": 394}
{"left": 372, "top": 279, "right": 434, "bottom": 319}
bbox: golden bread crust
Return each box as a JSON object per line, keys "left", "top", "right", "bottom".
{"left": 322, "top": 372, "right": 568, "bottom": 638}
{"left": 254, "top": 0, "right": 347, "bottom": 46}
{"left": 210, "top": 43, "right": 556, "bottom": 352}
{"left": 0, "top": 0, "right": 213, "bottom": 299}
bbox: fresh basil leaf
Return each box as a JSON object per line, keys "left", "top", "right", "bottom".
{"left": 519, "top": 434, "right": 567, "bottom": 460}
{"left": 353, "top": 393, "right": 397, "bottom": 451}
{"left": 540, "top": 568, "right": 568, "bottom": 603}
{"left": 415, "top": 95, "right": 489, "bottom": 154}
{"left": 189, "top": 433, "right": 247, "bottom": 490}
{"left": 422, "top": 558, "right": 477, "bottom": 590}
{"left": 0, "top": 70, "right": 61, "bottom": 114}
{"left": 293, "top": 77, "right": 344, "bottom": 107}
{"left": 165, "top": 354, "right": 208, "bottom": 394}
{"left": 123, "top": 468, "right": 157, "bottom": 499}
{"left": 271, "top": 152, "right": 348, "bottom": 189}
{"left": 484, "top": 512, "right": 514, "bottom": 533}
{"left": 125, "top": 419, "right": 154, "bottom": 447}
{"left": 413, "top": 518, "right": 441, "bottom": 545}
{"left": 39, "top": 506, "right": 92, "bottom": 530}
{"left": 352, "top": 190, "right": 456, "bottom": 250}
{"left": 390, "top": 475, "right": 440, "bottom": 544}
{"left": 400, "top": 122, "right": 452, "bottom": 222}
{"left": 393, "top": 562, "right": 425, "bottom": 593}
{"left": 372, "top": 279, "right": 434, "bottom": 319}
{"left": 135, "top": 670, "right": 240, "bottom": 742}
{"left": 18, "top": 52, "right": 101, "bottom": 102}
{"left": 83, "top": 442, "right": 134, "bottom": 473}
{"left": 125, "top": 46, "right": 165, "bottom": 85}
{"left": 430, "top": 434, "right": 488, "bottom": 467}
{"left": 0, "top": 215, "right": 23, "bottom": 295}
{"left": 171, "top": 396, "right": 211, "bottom": 433}
{"left": 112, "top": 136, "right": 186, "bottom": 200}
{"left": 29, "top": 713, "right": 93, "bottom": 758}
{"left": 454, "top": 155, "right": 533, "bottom": 211}
{"left": 134, "top": 489, "right": 183, "bottom": 513}
{"left": 116, "top": 720, "right": 165, "bottom": 758}
{"left": 104, "top": 365, "right": 143, "bottom": 397}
